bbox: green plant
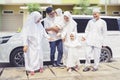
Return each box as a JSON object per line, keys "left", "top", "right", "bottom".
{"left": 73, "top": 0, "right": 92, "bottom": 15}
{"left": 27, "top": 3, "right": 40, "bottom": 13}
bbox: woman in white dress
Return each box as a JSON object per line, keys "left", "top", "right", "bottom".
{"left": 61, "top": 11, "right": 77, "bottom": 66}
{"left": 64, "top": 32, "right": 81, "bottom": 72}
{"left": 21, "top": 11, "right": 50, "bottom": 75}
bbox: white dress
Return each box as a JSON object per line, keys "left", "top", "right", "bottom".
{"left": 21, "top": 12, "right": 49, "bottom": 71}
{"left": 61, "top": 11, "right": 77, "bottom": 65}
{"left": 64, "top": 39, "right": 81, "bottom": 68}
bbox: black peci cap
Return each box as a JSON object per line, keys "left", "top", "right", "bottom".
{"left": 46, "top": 7, "right": 53, "bottom": 14}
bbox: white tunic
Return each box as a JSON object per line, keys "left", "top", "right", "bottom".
{"left": 21, "top": 12, "right": 49, "bottom": 71}
{"left": 85, "top": 18, "right": 107, "bottom": 48}
{"left": 65, "top": 39, "right": 81, "bottom": 67}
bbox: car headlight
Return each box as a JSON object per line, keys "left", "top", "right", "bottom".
{"left": 0, "top": 36, "right": 12, "bottom": 44}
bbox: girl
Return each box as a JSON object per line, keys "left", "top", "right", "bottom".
{"left": 64, "top": 32, "right": 81, "bottom": 72}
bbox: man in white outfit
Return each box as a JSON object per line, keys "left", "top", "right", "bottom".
{"left": 82, "top": 8, "right": 107, "bottom": 72}
{"left": 44, "top": 7, "right": 63, "bottom": 67}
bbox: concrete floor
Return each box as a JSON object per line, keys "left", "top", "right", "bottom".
{"left": 0, "top": 58, "right": 120, "bottom": 80}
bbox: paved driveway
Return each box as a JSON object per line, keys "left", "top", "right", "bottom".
{"left": 0, "top": 58, "right": 120, "bottom": 80}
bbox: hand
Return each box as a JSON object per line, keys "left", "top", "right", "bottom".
{"left": 81, "top": 37, "right": 86, "bottom": 41}
{"left": 48, "top": 37, "right": 54, "bottom": 41}
{"left": 51, "top": 26, "right": 60, "bottom": 33}
{"left": 56, "top": 33, "right": 61, "bottom": 37}
{"left": 23, "top": 45, "right": 28, "bottom": 53}
{"left": 62, "top": 38, "right": 65, "bottom": 42}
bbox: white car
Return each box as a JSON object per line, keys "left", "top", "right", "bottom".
{"left": 0, "top": 15, "right": 120, "bottom": 67}
{"left": 0, "top": 32, "right": 51, "bottom": 67}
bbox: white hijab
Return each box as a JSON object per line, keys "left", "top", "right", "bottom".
{"left": 21, "top": 11, "right": 43, "bottom": 36}
{"left": 61, "top": 11, "right": 77, "bottom": 39}
{"left": 55, "top": 8, "right": 63, "bottom": 16}
{"left": 63, "top": 11, "right": 77, "bottom": 27}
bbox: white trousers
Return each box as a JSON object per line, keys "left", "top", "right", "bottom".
{"left": 85, "top": 46, "right": 101, "bottom": 69}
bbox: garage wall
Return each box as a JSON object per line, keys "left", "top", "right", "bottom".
{"left": 1, "top": 5, "right": 23, "bottom": 32}
{"left": 2, "top": 14, "right": 23, "bottom": 31}
{"left": 101, "top": 5, "right": 120, "bottom": 16}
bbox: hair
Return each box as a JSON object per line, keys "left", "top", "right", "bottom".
{"left": 46, "top": 7, "right": 53, "bottom": 14}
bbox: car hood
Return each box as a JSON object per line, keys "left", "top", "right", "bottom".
{"left": 0, "top": 32, "right": 17, "bottom": 37}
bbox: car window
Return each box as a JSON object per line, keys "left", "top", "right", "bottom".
{"left": 102, "top": 18, "right": 119, "bottom": 31}
{"left": 74, "top": 18, "right": 90, "bottom": 33}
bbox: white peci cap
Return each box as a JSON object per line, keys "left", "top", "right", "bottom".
{"left": 92, "top": 8, "right": 100, "bottom": 13}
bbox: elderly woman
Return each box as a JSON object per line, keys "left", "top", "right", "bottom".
{"left": 21, "top": 11, "right": 50, "bottom": 75}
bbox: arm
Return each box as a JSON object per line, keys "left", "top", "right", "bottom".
{"left": 21, "top": 27, "right": 28, "bottom": 53}
{"left": 82, "top": 21, "right": 90, "bottom": 41}
{"left": 43, "top": 28, "right": 50, "bottom": 39}
{"left": 46, "top": 26, "right": 60, "bottom": 33}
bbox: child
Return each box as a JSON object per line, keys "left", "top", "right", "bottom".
{"left": 64, "top": 32, "right": 81, "bottom": 72}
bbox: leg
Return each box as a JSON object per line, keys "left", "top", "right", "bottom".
{"left": 83, "top": 46, "right": 93, "bottom": 72}
{"left": 85, "top": 46, "right": 93, "bottom": 67}
{"left": 93, "top": 47, "right": 101, "bottom": 69}
{"left": 56, "top": 39, "right": 63, "bottom": 65}
{"left": 49, "top": 41, "right": 56, "bottom": 66}
{"left": 62, "top": 46, "right": 68, "bottom": 66}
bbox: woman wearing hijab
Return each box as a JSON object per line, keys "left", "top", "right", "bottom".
{"left": 61, "top": 11, "right": 77, "bottom": 66}
{"left": 64, "top": 32, "right": 81, "bottom": 72}
{"left": 21, "top": 11, "right": 50, "bottom": 75}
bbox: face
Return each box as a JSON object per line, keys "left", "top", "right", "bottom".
{"left": 64, "top": 16, "right": 69, "bottom": 22}
{"left": 55, "top": 11, "right": 58, "bottom": 16}
{"left": 48, "top": 11, "right": 55, "bottom": 18}
{"left": 93, "top": 12, "right": 100, "bottom": 20}
{"left": 70, "top": 34, "right": 75, "bottom": 41}
{"left": 35, "top": 18, "right": 41, "bottom": 23}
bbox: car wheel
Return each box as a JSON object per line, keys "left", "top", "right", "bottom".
{"left": 100, "top": 47, "right": 112, "bottom": 62}
{"left": 10, "top": 47, "right": 24, "bottom": 67}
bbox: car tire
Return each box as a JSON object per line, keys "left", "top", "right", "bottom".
{"left": 100, "top": 47, "right": 112, "bottom": 62}
{"left": 10, "top": 47, "right": 24, "bottom": 67}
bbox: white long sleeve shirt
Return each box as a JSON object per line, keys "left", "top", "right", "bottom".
{"left": 44, "top": 17, "right": 61, "bottom": 42}
{"left": 85, "top": 18, "right": 107, "bottom": 48}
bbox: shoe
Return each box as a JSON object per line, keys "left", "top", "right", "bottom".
{"left": 92, "top": 68, "right": 98, "bottom": 72}
{"left": 74, "top": 67, "right": 79, "bottom": 71}
{"left": 83, "top": 67, "right": 91, "bottom": 72}
{"left": 56, "top": 64, "right": 63, "bottom": 67}
{"left": 30, "top": 71, "right": 35, "bottom": 75}
{"left": 74, "top": 65, "right": 79, "bottom": 71}
{"left": 39, "top": 68, "right": 44, "bottom": 73}
{"left": 52, "top": 63, "right": 57, "bottom": 67}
